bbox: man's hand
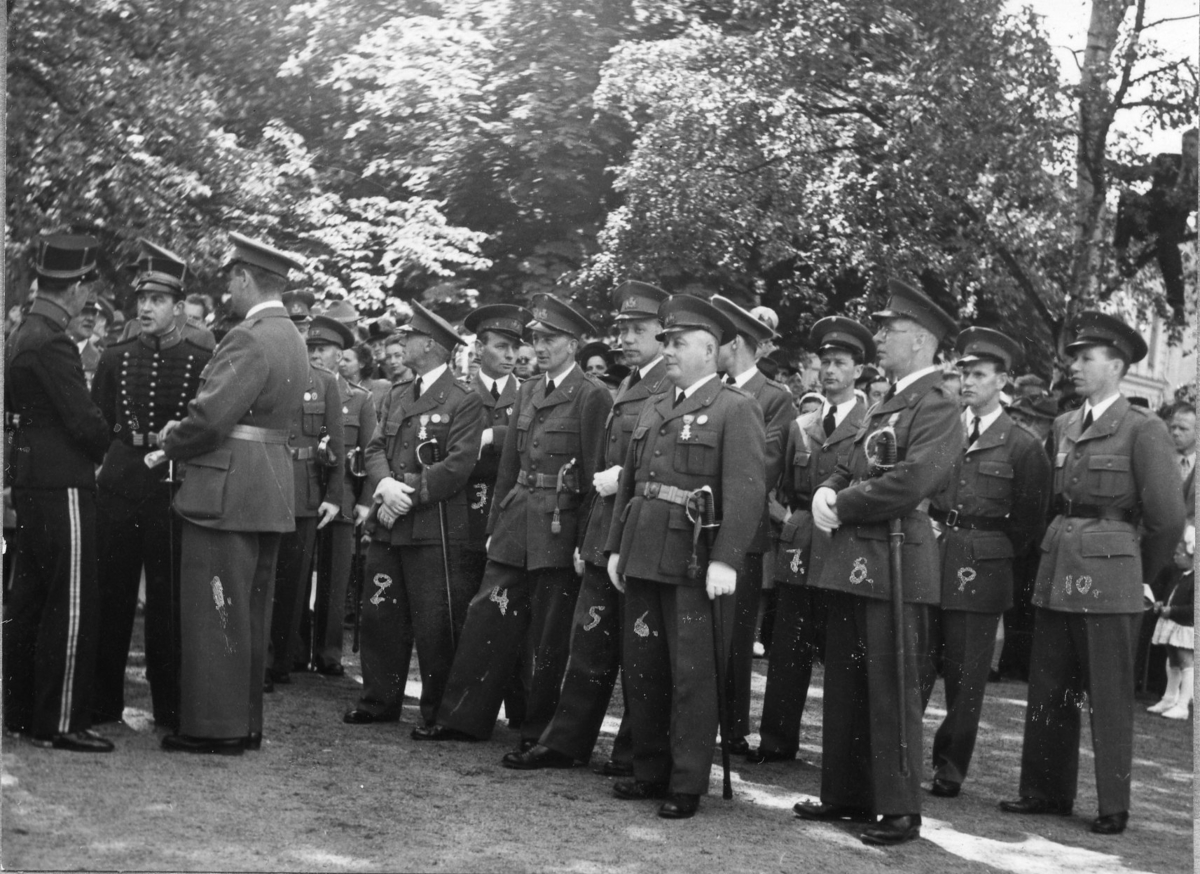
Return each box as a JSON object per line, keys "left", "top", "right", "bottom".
{"left": 316, "top": 501, "right": 339, "bottom": 530}
{"left": 607, "top": 553, "right": 625, "bottom": 592}
{"left": 478, "top": 428, "right": 494, "bottom": 458}
{"left": 706, "top": 561, "right": 737, "bottom": 600}
{"left": 158, "top": 420, "right": 181, "bottom": 445}
{"left": 374, "top": 477, "right": 415, "bottom": 516}
{"left": 592, "top": 465, "right": 622, "bottom": 498}
{"left": 353, "top": 503, "right": 371, "bottom": 528}
{"left": 812, "top": 487, "right": 841, "bottom": 533}
{"left": 573, "top": 547, "right": 585, "bottom": 576}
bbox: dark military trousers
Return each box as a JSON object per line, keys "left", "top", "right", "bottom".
{"left": 92, "top": 486, "right": 182, "bottom": 729}
{"left": 269, "top": 516, "right": 317, "bottom": 673}
{"left": 622, "top": 577, "right": 735, "bottom": 795}
{"left": 439, "top": 561, "right": 580, "bottom": 741}
{"left": 727, "top": 551, "right": 764, "bottom": 738}
{"left": 918, "top": 608, "right": 1001, "bottom": 785}
{"left": 539, "top": 561, "right": 633, "bottom": 764}
{"left": 354, "top": 541, "right": 472, "bottom": 725}
{"left": 819, "top": 591, "right": 928, "bottom": 815}
{"left": 311, "top": 519, "right": 353, "bottom": 670}
{"left": 461, "top": 548, "right": 526, "bottom": 728}
{"left": 1018, "top": 608, "right": 1137, "bottom": 816}
{"left": 178, "top": 524, "right": 279, "bottom": 739}
{"left": 4, "top": 488, "right": 99, "bottom": 738}
{"left": 757, "top": 584, "right": 826, "bottom": 757}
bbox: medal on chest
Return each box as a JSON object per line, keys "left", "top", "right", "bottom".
{"left": 418, "top": 414, "right": 430, "bottom": 440}
{"left": 680, "top": 415, "right": 694, "bottom": 441}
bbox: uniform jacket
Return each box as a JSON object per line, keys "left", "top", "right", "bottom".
{"left": 121, "top": 314, "right": 216, "bottom": 351}
{"left": 741, "top": 370, "right": 795, "bottom": 554}
{"left": 931, "top": 409, "right": 1050, "bottom": 613}
{"left": 774, "top": 399, "right": 867, "bottom": 586}
{"left": 580, "top": 358, "right": 670, "bottom": 566}
{"left": 364, "top": 367, "right": 482, "bottom": 547}
{"left": 606, "top": 376, "right": 766, "bottom": 586}
{"left": 336, "top": 374, "right": 376, "bottom": 518}
{"left": 464, "top": 372, "right": 521, "bottom": 551}
{"left": 286, "top": 364, "right": 345, "bottom": 518}
{"left": 487, "top": 365, "right": 613, "bottom": 570}
{"left": 5, "top": 298, "right": 110, "bottom": 489}
{"left": 1034, "top": 397, "right": 1185, "bottom": 613}
{"left": 93, "top": 328, "right": 212, "bottom": 500}
{"left": 811, "top": 369, "right": 962, "bottom": 604}
{"left": 163, "top": 305, "right": 309, "bottom": 532}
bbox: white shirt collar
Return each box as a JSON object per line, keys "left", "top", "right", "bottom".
{"left": 963, "top": 406, "right": 1004, "bottom": 445}
{"left": 676, "top": 372, "right": 718, "bottom": 401}
{"left": 822, "top": 396, "right": 857, "bottom": 428}
{"left": 1083, "top": 392, "right": 1121, "bottom": 423}
{"left": 731, "top": 365, "right": 759, "bottom": 388}
{"left": 893, "top": 364, "right": 941, "bottom": 395}
{"left": 246, "top": 300, "right": 285, "bottom": 319}
{"left": 639, "top": 356, "right": 664, "bottom": 379}
{"left": 479, "top": 371, "right": 510, "bottom": 394}
{"left": 545, "top": 362, "right": 576, "bottom": 392}
{"left": 419, "top": 363, "right": 448, "bottom": 394}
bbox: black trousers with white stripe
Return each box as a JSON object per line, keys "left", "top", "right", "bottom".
{"left": 3, "top": 488, "right": 100, "bottom": 737}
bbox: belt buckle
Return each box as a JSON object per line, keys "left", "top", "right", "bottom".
{"left": 645, "top": 482, "right": 661, "bottom": 498}
{"left": 1062, "top": 498, "right": 1074, "bottom": 516}
{"left": 944, "top": 509, "right": 959, "bottom": 528}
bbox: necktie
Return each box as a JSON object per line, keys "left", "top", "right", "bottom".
{"left": 490, "top": 380, "right": 501, "bottom": 401}
{"left": 969, "top": 416, "right": 980, "bottom": 446}
{"left": 1082, "top": 409, "right": 1093, "bottom": 432}
{"left": 823, "top": 406, "right": 837, "bottom": 437}
{"left": 674, "top": 390, "right": 686, "bottom": 407}
{"left": 627, "top": 369, "right": 641, "bottom": 389}
{"left": 412, "top": 380, "right": 421, "bottom": 402}
{"left": 725, "top": 375, "right": 736, "bottom": 386}
{"left": 544, "top": 378, "right": 555, "bottom": 398}
{"left": 1183, "top": 455, "right": 1193, "bottom": 481}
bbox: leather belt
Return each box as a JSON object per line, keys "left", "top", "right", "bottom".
{"left": 229, "top": 424, "right": 290, "bottom": 445}
{"left": 642, "top": 481, "right": 693, "bottom": 506}
{"left": 929, "top": 507, "right": 1008, "bottom": 531}
{"left": 1053, "top": 498, "right": 1136, "bottom": 523}
{"left": 517, "top": 470, "right": 558, "bottom": 489}
{"left": 292, "top": 446, "right": 315, "bottom": 460}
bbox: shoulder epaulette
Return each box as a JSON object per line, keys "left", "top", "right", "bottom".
{"left": 180, "top": 337, "right": 213, "bottom": 355}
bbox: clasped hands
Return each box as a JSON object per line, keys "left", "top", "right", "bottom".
{"left": 373, "top": 476, "right": 415, "bottom": 530}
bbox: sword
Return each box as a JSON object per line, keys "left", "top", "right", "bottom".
{"left": 873, "top": 428, "right": 909, "bottom": 776}
{"left": 416, "top": 438, "right": 456, "bottom": 648}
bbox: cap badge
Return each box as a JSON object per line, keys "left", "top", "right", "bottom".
{"left": 532, "top": 307, "right": 552, "bottom": 321}
{"left": 621, "top": 297, "right": 638, "bottom": 311}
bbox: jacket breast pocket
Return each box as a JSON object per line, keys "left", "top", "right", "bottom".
{"left": 631, "top": 426, "right": 649, "bottom": 466}
{"left": 1087, "top": 455, "right": 1131, "bottom": 498}
{"left": 515, "top": 414, "right": 533, "bottom": 453}
{"left": 302, "top": 399, "right": 326, "bottom": 437}
{"left": 791, "top": 451, "right": 812, "bottom": 491}
{"left": 1080, "top": 529, "right": 1139, "bottom": 558}
{"left": 673, "top": 429, "right": 718, "bottom": 475}
{"left": 174, "top": 448, "right": 233, "bottom": 520}
{"left": 544, "top": 418, "right": 580, "bottom": 455}
{"left": 976, "top": 460, "right": 1014, "bottom": 500}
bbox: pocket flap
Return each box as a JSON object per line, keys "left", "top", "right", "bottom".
{"left": 633, "top": 426, "right": 649, "bottom": 440}
{"left": 971, "top": 533, "right": 1014, "bottom": 561}
{"left": 303, "top": 400, "right": 324, "bottom": 414}
{"left": 1081, "top": 530, "right": 1138, "bottom": 557}
{"left": 544, "top": 417, "right": 581, "bottom": 433}
{"left": 978, "top": 461, "right": 1014, "bottom": 479}
{"left": 384, "top": 420, "right": 400, "bottom": 436}
{"left": 1087, "top": 455, "right": 1130, "bottom": 472}
{"left": 517, "top": 414, "right": 533, "bottom": 431}
{"left": 680, "top": 430, "right": 718, "bottom": 448}
{"left": 793, "top": 451, "right": 812, "bottom": 468}
{"left": 186, "top": 448, "right": 232, "bottom": 471}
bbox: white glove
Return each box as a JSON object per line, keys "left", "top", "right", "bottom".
{"left": 812, "top": 487, "right": 841, "bottom": 533}
{"left": 592, "top": 465, "right": 622, "bottom": 498}
{"left": 573, "top": 547, "right": 585, "bottom": 576}
{"left": 1185, "top": 523, "right": 1195, "bottom": 556}
{"left": 478, "top": 428, "right": 494, "bottom": 458}
{"left": 375, "top": 477, "right": 415, "bottom": 516}
{"left": 706, "top": 561, "right": 737, "bottom": 600}
{"left": 607, "top": 553, "right": 625, "bottom": 592}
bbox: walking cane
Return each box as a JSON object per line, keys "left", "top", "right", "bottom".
{"left": 416, "top": 438, "right": 456, "bottom": 648}
{"left": 689, "top": 485, "right": 732, "bottom": 800}
{"left": 348, "top": 447, "right": 367, "bottom": 654}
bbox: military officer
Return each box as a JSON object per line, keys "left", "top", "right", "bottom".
{"left": 307, "top": 315, "right": 375, "bottom": 676}
{"left": 920, "top": 328, "right": 1050, "bottom": 798}
{"left": 1001, "top": 312, "right": 1184, "bottom": 835}
{"left": 604, "top": 294, "right": 766, "bottom": 819}
{"left": 4, "top": 234, "right": 114, "bottom": 752}
{"left": 460, "top": 304, "right": 532, "bottom": 728}
{"left": 158, "top": 233, "right": 310, "bottom": 755}
{"left": 90, "top": 240, "right": 213, "bottom": 730}
{"left": 752, "top": 317, "right": 872, "bottom": 764}
{"left": 417, "top": 294, "right": 612, "bottom": 745}
{"left": 796, "top": 279, "right": 961, "bottom": 845}
{"left": 343, "top": 302, "right": 482, "bottom": 725}
{"left": 711, "top": 294, "right": 793, "bottom": 755}
{"left": 504, "top": 280, "right": 670, "bottom": 773}
{"left": 268, "top": 319, "right": 345, "bottom": 684}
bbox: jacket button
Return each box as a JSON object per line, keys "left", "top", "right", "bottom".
{"left": 1066, "top": 525, "right": 1073, "bottom": 533}
{"left": 399, "top": 463, "right": 406, "bottom": 470}
{"left": 649, "top": 471, "right": 656, "bottom": 478}
{"left": 533, "top": 440, "right": 539, "bottom": 448}
{"left": 960, "top": 480, "right": 966, "bottom": 486}
{"left": 654, "top": 450, "right": 661, "bottom": 456}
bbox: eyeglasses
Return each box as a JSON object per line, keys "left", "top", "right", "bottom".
{"left": 516, "top": 357, "right": 533, "bottom": 364}
{"left": 875, "top": 324, "right": 913, "bottom": 340}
